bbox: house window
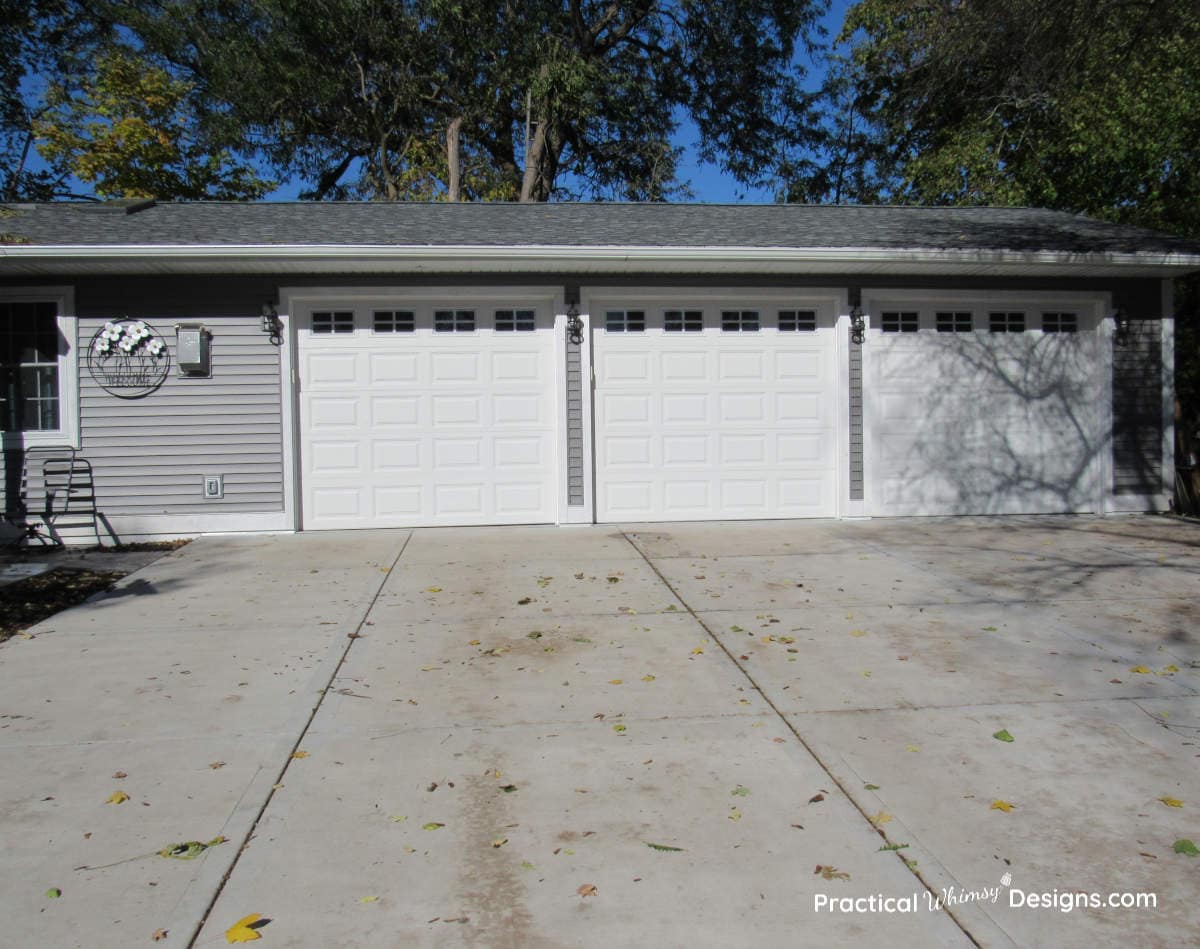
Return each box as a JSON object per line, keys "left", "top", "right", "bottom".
{"left": 1042, "top": 312, "right": 1077, "bottom": 333}
{"left": 881, "top": 311, "right": 919, "bottom": 333}
{"left": 605, "top": 310, "right": 645, "bottom": 332}
{"left": 664, "top": 309, "right": 703, "bottom": 332}
{"left": 373, "top": 310, "right": 415, "bottom": 333}
{"left": 495, "top": 309, "right": 536, "bottom": 332}
{"left": 721, "top": 310, "right": 760, "bottom": 332}
{"left": 989, "top": 311, "right": 1025, "bottom": 333}
{"left": 434, "top": 309, "right": 476, "bottom": 332}
{"left": 0, "top": 301, "right": 60, "bottom": 432}
{"left": 935, "top": 311, "right": 973, "bottom": 333}
{"left": 312, "top": 311, "right": 354, "bottom": 334}
{"left": 778, "top": 310, "right": 817, "bottom": 332}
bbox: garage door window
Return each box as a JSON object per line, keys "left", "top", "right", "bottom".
{"left": 495, "top": 309, "right": 536, "bottom": 332}
{"left": 435, "top": 309, "right": 476, "bottom": 332}
{"left": 1042, "top": 312, "right": 1078, "bottom": 333}
{"left": 373, "top": 310, "right": 415, "bottom": 333}
{"left": 605, "top": 310, "right": 645, "bottom": 332}
{"left": 778, "top": 310, "right": 817, "bottom": 331}
{"left": 721, "top": 310, "right": 760, "bottom": 332}
{"left": 312, "top": 311, "right": 354, "bottom": 334}
{"left": 935, "top": 311, "right": 973, "bottom": 333}
{"left": 989, "top": 311, "right": 1025, "bottom": 333}
{"left": 881, "top": 311, "right": 919, "bottom": 333}
{"left": 664, "top": 309, "right": 703, "bottom": 332}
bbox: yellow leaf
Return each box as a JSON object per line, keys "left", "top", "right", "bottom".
{"left": 905, "top": 744, "right": 920, "bottom": 753}
{"left": 468, "top": 639, "right": 481, "bottom": 646}
{"left": 290, "top": 750, "right": 309, "bottom": 759}
{"left": 870, "top": 811, "right": 893, "bottom": 825}
{"left": 612, "top": 724, "right": 627, "bottom": 733}
{"left": 608, "top": 679, "right": 623, "bottom": 685}
{"left": 491, "top": 837, "right": 508, "bottom": 848}
{"left": 850, "top": 629, "right": 867, "bottom": 637}
{"left": 426, "top": 587, "right": 442, "bottom": 593}
{"left": 641, "top": 674, "right": 656, "bottom": 682}
{"left": 728, "top": 807, "right": 742, "bottom": 821}
{"left": 990, "top": 799, "right": 1015, "bottom": 813}
{"left": 359, "top": 895, "right": 378, "bottom": 903}
{"left": 106, "top": 791, "right": 130, "bottom": 805}
{"left": 691, "top": 647, "right": 704, "bottom": 655}
{"left": 1129, "top": 665, "right": 1151, "bottom": 674}
{"left": 1159, "top": 796, "right": 1183, "bottom": 808}
{"left": 225, "top": 913, "right": 263, "bottom": 943}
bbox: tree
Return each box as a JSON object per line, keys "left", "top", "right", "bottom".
{"left": 36, "top": 50, "right": 271, "bottom": 200}
{"left": 93, "top": 0, "right": 828, "bottom": 202}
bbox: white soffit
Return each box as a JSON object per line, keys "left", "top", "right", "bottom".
{"left": 2, "top": 243, "right": 1199, "bottom": 277}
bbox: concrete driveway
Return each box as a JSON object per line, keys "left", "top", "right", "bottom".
{"left": 1, "top": 517, "right": 1196, "bottom": 948}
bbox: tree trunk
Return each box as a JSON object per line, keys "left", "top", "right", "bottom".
{"left": 446, "top": 117, "right": 462, "bottom": 201}
{"left": 520, "top": 119, "right": 548, "bottom": 202}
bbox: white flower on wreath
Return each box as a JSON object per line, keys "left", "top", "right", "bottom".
{"left": 147, "top": 338, "right": 164, "bottom": 356}
{"left": 94, "top": 337, "right": 111, "bottom": 354}
{"left": 119, "top": 334, "right": 136, "bottom": 352}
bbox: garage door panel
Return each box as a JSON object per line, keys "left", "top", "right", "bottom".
{"left": 299, "top": 305, "right": 557, "bottom": 529}
{"left": 868, "top": 307, "right": 1099, "bottom": 516}
{"left": 594, "top": 303, "right": 838, "bottom": 522}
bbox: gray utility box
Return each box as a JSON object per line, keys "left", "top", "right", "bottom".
{"left": 176, "top": 324, "right": 211, "bottom": 376}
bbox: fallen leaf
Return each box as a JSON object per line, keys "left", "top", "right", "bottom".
{"left": 612, "top": 724, "right": 627, "bottom": 733}
{"left": 290, "top": 751, "right": 309, "bottom": 759}
{"left": 1130, "top": 665, "right": 1152, "bottom": 674}
{"left": 981, "top": 626, "right": 998, "bottom": 632}
{"left": 1158, "top": 796, "right": 1184, "bottom": 808}
{"left": 106, "top": 791, "right": 130, "bottom": 805}
{"left": 426, "top": 587, "right": 442, "bottom": 593}
{"left": 468, "top": 639, "right": 481, "bottom": 645}
{"left": 646, "top": 841, "right": 685, "bottom": 852}
{"left": 905, "top": 744, "right": 920, "bottom": 753}
{"left": 209, "top": 761, "right": 226, "bottom": 770}
{"left": 731, "top": 786, "right": 751, "bottom": 797}
{"left": 225, "top": 913, "right": 266, "bottom": 943}
{"left": 112, "top": 771, "right": 128, "bottom": 779}
{"left": 815, "top": 865, "right": 850, "bottom": 881}
{"left": 389, "top": 815, "right": 407, "bottom": 822}
{"left": 521, "top": 861, "right": 535, "bottom": 870}
{"left": 608, "top": 679, "right": 623, "bottom": 685}
{"left": 870, "top": 811, "right": 893, "bottom": 825}
{"left": 1161, "top": 664, "right": 1179, "bottom": 673}
{"left": 641, "top": 674, "right": 656, "bottom": 682}
{"left": 728, "top": 807, "right": 742, "bottom": 821}
{"left": 517, "top": 597, "right": 533, "bottom": 605}
{"left": 690, "top": 647, "right": 704, "bottom": 655}
{"left": 45, "top": 887, "right": 61, "bottom": 899}
{"left": 422, "top": 822, "right": 445, "bottom": 831}
{"left": 491, "top": 838, "right": 508, "bottom": 848}
{"left": 992, "top": 729, "right": 1015, "bottom": 743}
{"left": 1173, "top": 838, "right": 1199, "bottom": 856}
{"left": 158, "top": 836, "right": 227, "bottom": 860}
{"left": 577, "top": 883, "right": 597, "bottom": 897}
{"left": 808, "top": 793, "right": 825, "bottom": 804}
{"left": 864, "top": 784, "right": 881, "bottom": 791}
{"left": 990, "top": 800, "right": 1015, "bottom": 813}
{"left": 152, "top": 929, "right": 168, "bottom": 942}
{"left": 500, "top": 785, "right": 518, "bottom": 793}
{"left": 849, "top": 629, "right": 867, "bottom": 637}
{"left": 359, "top": 895, "right": 379, "bottom": 903}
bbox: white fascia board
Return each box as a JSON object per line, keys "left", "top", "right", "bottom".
{"left": 3, "top": 242, "right": 1200, "bottom": 277}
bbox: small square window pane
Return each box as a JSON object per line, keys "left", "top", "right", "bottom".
{"left": 605, "top": 310, "right": 644, "bottom": 332}
{"left": 312, "top": 311, "right": 354, "bottom": 334}
{"left": 435, "top": 309, "right": 475, "bottom": 332}
{"left": 778, "top": 310, "right": 816, "bottom": 331}
{"left": 989, "top": 311, "right": 1025, "bottom": 333}
{"left": 721, "top": 310, "right": 759, "bottom": 332}
{"left": 496, "top": 309, "right": 535, "bottom": 331}
{"left": 664, "top": 309, "right": 702, "bottom": 331}
{"left": 373, "top": 310, "right": 414, "bottom": 333}
{"left": 935, "top": 311, "right": 972, "bottom": 333}
{"left": 882, "top": 311, "right": 918, "bottom": 333}
{"left": 1042, "top": 312, "right": 1077, "bottom": 333}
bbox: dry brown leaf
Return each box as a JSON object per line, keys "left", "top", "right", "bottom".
{"left": 577, "top": 883, "right": 597, "bottom": 897}
{"left": 151, "top": 929, "right": 168, "bottom": 942}
{"left": 290, "top": 751, "right": 309, "bottom": 759}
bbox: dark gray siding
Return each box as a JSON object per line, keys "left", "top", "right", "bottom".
{"left": 848, "top": 330, "right": 864, "bottom": 501}
{"left": 566, "top": 337, "right": 585, "bottom": 506}
{"left": 1112, "top": 319, "right": 1164, "bottom": 495}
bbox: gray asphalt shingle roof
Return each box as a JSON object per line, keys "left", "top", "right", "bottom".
{"left": 2, "top": 201, "right": 1197, "bottom": 255}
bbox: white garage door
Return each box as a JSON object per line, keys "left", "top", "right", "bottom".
{"left": 867, "top": 300, "right": 1102, "bottom": 516}
{"left": 298, "top": 302, "right": 558, "bottom": 529}
{"left": 593, "top": 300, "right": 839, "bottom": 521}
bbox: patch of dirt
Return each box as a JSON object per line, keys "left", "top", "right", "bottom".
{"left": 91, "top": 539, "right": 191, "bottom": 554}
{"left": 0, "top": 569, "right": 127, "bottom": 642}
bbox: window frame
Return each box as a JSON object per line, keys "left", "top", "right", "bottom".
{"left": 663, "top": 309, "right": 703, "bottom": 332}
{"left": 935, "top": 311, "right": 973, "bottom": 333}
{"left": 311, "top": 310, "right": 355, "bottom": 334}
{"left": 372, "top": 310, "right": 415, "bottom": 334}
{"left": 720, "top": 310, "right": 760, "bottom": 332}
{"left": 434, "top": 309, "right": 476, "bottom": 333}
{"left": 989, "top": 311, "right": 1026, "bottom": 333}
{"left": 604, "top": 310, "right": 646, "bottom": 333}
{"left": 494, "top": 308, "right": 537, "bottom": 332}
{"left": 0, "top": 287, "right": 78, "bottom": 448}
{"left": 778, "top": 309, "right": 817, "bottom": 332}
{"left": 881, "top": 311, "right": 919, "bottom": 333}
{"left": 1041, "top": 311, "right": 1078, "bottom": 334}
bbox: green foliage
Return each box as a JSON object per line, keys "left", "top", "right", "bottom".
{"left": 35, "top": 50, "right": 270, "bottom": 199}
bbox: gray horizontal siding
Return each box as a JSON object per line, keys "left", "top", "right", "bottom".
{"left": 76, "top": 308, "right": 284, "bottom": 520}
{"left": 1111, "top": 319, "right": 1163, "bottom": 495}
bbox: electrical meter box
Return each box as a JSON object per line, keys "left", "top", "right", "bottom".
{"left": 176, "top": 324, "right": 211, "bottom": 376}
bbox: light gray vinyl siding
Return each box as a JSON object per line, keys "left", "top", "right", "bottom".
{"left": 1111, "top": 319, "right": 1164, "bottom": 495}
{"left": 77, "top": 317, "right": 282, "bottom": 515}
{"left": 566, "top": 336, "right": 585, "bottom": 505}
{"left": 848, "top": 329, "right": 864, "bottom": 500}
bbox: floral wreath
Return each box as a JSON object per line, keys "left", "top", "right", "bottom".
{"left": 93, "top": 320, "right": 166, "bottom": 358}
{"left": 86, "top": 318, "right": 171, "bottom": 398}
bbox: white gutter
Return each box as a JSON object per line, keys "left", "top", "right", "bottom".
{"left": 3, "top": 242, "right": 1199, "bottom": 275}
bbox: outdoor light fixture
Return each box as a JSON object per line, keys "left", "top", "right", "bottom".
{"left": 260, "top": 302, "right": 282, "bottom": 341}
{"left": 566, "top": 301, "right": 585, "bottom": 344}
{"left": 1113, "top": 305, "right": 1129, "bottom": 345}
{"left": 850, "top": 305, "right": 867, "bottom": 344}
